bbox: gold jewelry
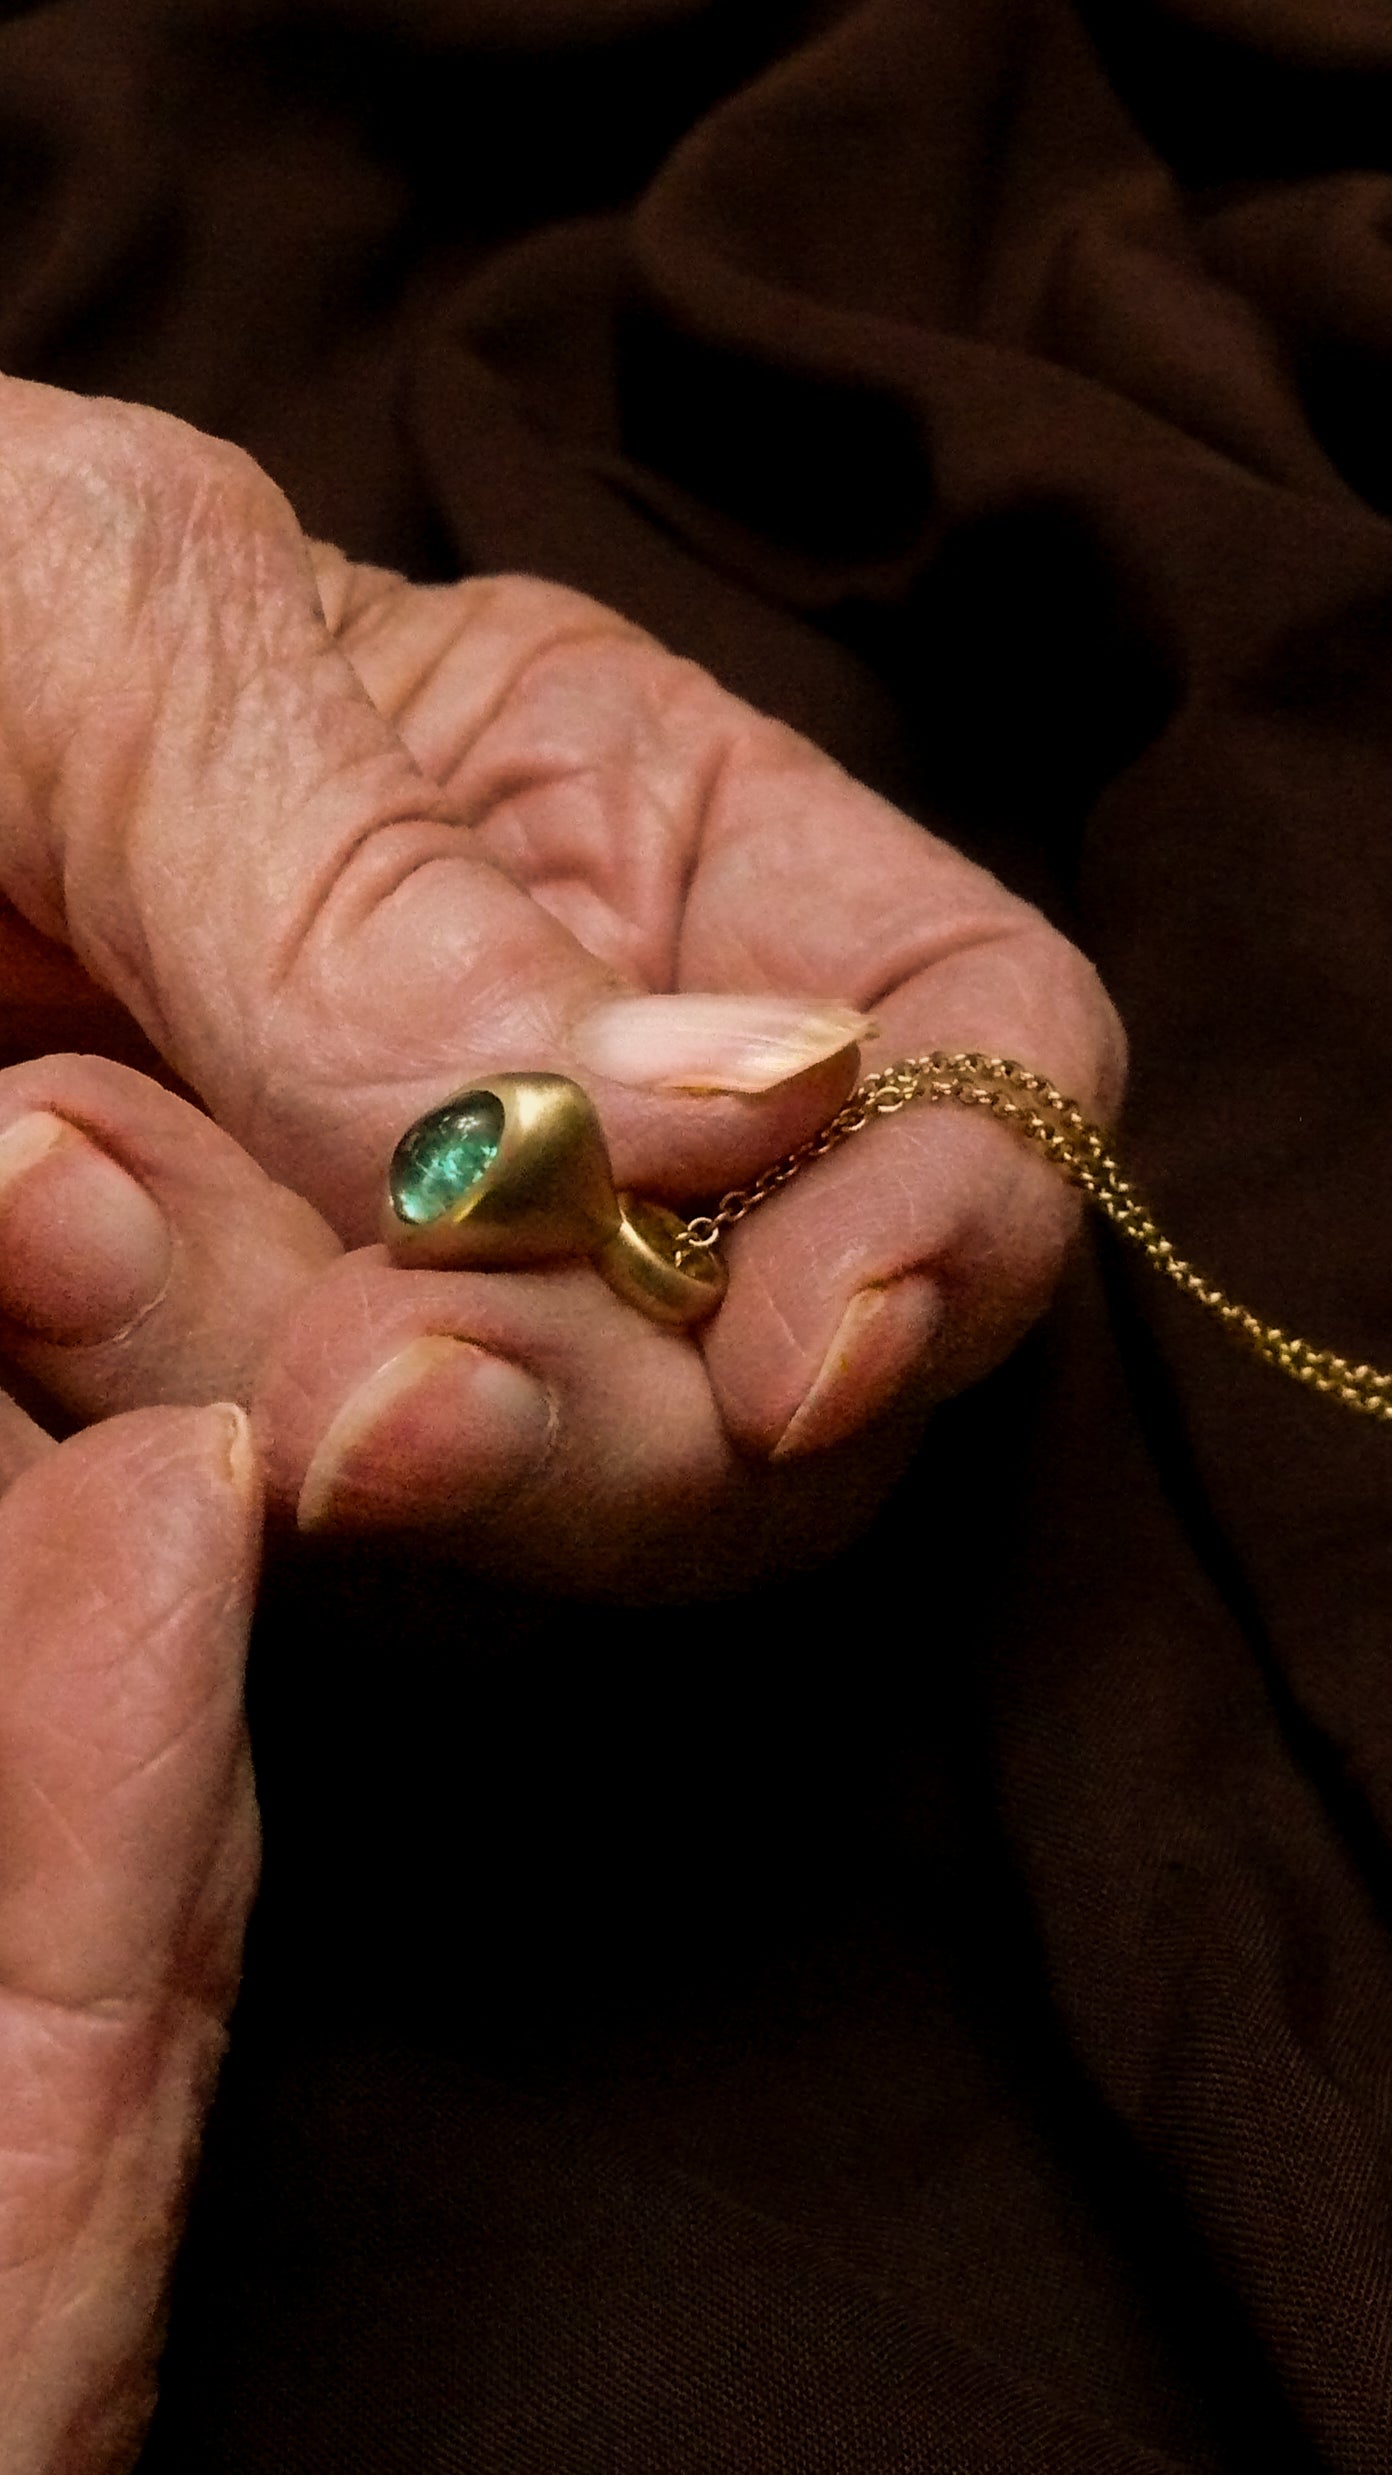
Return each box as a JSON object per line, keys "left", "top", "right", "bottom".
{"left": 382, "top": 1073, "right": 727, "bottom": 1327}
{"left": 385, "top": 1054, "right": 1391, "bottom": 1418}
{"left": 677, "top": 1052, "right": 1392, "bottom": 1421}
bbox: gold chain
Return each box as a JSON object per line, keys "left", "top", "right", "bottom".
{"left": 678, "top": 1053, "right": 1392, "bottom": 1422}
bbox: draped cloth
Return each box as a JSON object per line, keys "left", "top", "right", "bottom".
{"left": 2, "top": 1, "right": 1390, "bottom": 2464}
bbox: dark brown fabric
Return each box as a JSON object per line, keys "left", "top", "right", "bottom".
{"left": 2, "top": 1, "right": 1390, "bottom": 2465}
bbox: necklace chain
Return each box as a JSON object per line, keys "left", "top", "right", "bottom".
{"left": 678, "top": 1052, "right": 1392, "bottom": 1423}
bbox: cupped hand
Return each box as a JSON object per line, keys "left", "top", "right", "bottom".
{"left": 0, "top": 1393, "right": 259, "bottom": 2472}
{"left": 0, "top": 377, "right": 1123, "bottom": 1589}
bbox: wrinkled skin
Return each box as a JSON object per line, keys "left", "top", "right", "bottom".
{"left": 0, "top": 1397, "right": 258, "bottom": 2474}
{"left": 0, "top": 377, "right": 1123, "bottom": 1592}
{"left": 0, "top": 374, "right": 1122, "bottom": 2459}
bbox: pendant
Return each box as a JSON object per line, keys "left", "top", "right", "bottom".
{"left": 382, "top": 1073, "right": 727, "bottom": 1328}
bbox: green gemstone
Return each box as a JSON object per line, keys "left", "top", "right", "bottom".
{"left": 388, "top": 1091, "right": 504, "bottom": 1226}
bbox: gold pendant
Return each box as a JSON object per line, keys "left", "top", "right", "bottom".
{"left": 381, "top": 1073, "right": 727, "bottom": 1328}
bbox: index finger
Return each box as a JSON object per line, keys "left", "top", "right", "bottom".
{"left": 678, "top": 725, "right": 1125, "bottom": 1443}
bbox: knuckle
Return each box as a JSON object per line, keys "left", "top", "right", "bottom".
{"left": 2, "top": 391, "right": 294, "bottom": 590}
{"left": 1073, "top": 951, "right": 1129, "bottom": 1114}
{"left": 1063, "top": 937, "right": 1128, "bottom": 1079}
{"left": 1012, "top": 916, "right": 1128, "bottom": 1120}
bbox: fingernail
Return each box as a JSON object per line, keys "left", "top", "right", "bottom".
{"left": 297, "top": 1335, "right": 554, "bottom": 1533}
{"left": 208, "top": 1401, "right": 258, "bottom": 1504}
{"left": 0, "top": 1111, "right": 172, "bottom": 1345}
{"left": 573, "top": 994, "right": 873, "bottom": 1093}
{"left": 771, "top": 1274, "right": 943, "bottom": 1461}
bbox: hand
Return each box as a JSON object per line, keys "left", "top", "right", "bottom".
{"left": 0, "top": 1395, "right": 259, "bottom": 2473}
{"left": 0, "top": 377, "right": 1123, "bottom": 1591}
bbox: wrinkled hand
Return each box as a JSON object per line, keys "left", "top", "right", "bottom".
{"left": 0, "top": 378, "right": 1123, "bottom": 1591}
{"left": 0, "top": 1394, "right": 258, "bottom": 2473}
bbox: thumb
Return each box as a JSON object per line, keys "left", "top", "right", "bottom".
{"left": 0, "top": 1400, "right": 259, "bottom": 2470}
{"left": 0, "top": 379, "right": 862, "bottom": 1237}
{"left": 0, "top": 1401, "right": 260, "bottom": 2014}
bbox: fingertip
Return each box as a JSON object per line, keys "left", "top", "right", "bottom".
{"left": 0, "top": 1054, "right": 340, "bottom": 1422}
{"left": 0, "top": 1108, "right": 172, "bottom": 1344}
{"left": 105, "top": 1403, "right": 262, "bottom": 1551}
{"left": 294, "top": 1334, "right": 555, "bottom": 1536}
{"left": 573, "top": 993, "right": 873, "bottom": 1095}
{"left": 766, "top": 1272, "right": 944, "bottom": 1461}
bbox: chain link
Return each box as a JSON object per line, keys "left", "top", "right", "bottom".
{"left": 677, "top": 1053, "right": 1392, "bottom": 1423}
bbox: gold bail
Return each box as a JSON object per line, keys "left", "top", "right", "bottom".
{"left": 598, "top": 1195, "right": 729, "bottom": 1326}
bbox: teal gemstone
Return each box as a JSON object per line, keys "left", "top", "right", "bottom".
{"left": 388, "top": 1091, "right": 504, "bottom": 1226}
